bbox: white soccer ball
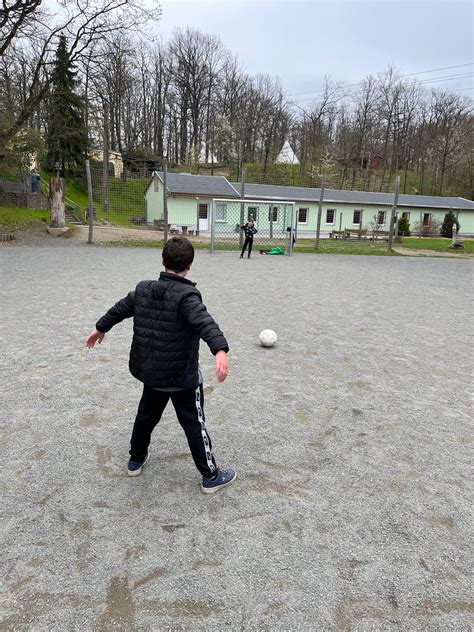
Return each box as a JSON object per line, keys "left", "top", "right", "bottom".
{"left": 259, "top": 329, "right": 277, "bottom": 348}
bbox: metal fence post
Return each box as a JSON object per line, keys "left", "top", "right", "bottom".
{"left": 163, "top": 162, "right": 168, "bottom": 243}
{"left": 315, "top": 176, "right": 325, "bottom": 248}
{"left": 196, "top": 197, "right": 200, "bottom": 236}
{"left": 239, "top": 167, "right": 245, "bottom": 248}
{"left": 85, "top": 160, "right": 93, "bottom": 244}
{"left": 387, "top": 176, "right": 400, "bottom": 252}
{"left": 210, "top": 199, "right": 215, "bottom": 253}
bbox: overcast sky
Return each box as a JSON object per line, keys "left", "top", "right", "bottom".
{"left": 154, "top": 0, "right": 473, "bottom": 101}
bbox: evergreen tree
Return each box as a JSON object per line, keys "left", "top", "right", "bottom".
{"left": 441, "top": 210, "right": 460, "bottom": 238}
{"left": 397, "top": 214, "right": 411, "bottom": 236}
{"left": 45, "top": 36, "right": 87, "bottom": 175}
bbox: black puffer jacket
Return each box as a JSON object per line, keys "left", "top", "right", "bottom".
{"left": 241, "top": 222, "right": 257, "bottom": 238}
{"left": 96, "top": 272, "right": 229, "bottom": 389}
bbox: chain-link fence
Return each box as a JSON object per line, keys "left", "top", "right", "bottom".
{"left": 67, "top": 162, "right": 469, "bottom": 249}
{"left": 87, "top": 165, "right": 149, "bottom": 228}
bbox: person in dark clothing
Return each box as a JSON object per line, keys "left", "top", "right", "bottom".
{"left": 30, "top": 167, "right": 40, "bottom": 193}
{"left": 85, "top": 236, "right": 236, "bottom": 494}
{"left": 240, "top": 217, "right": 257, "bottom": 258}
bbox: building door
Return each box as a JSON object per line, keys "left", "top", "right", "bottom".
{"left": 199, "top": 203, "right": 209, "bottom": 231}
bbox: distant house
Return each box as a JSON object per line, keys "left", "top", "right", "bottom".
{"left": 144, "top": 172, "right": 474, "bottom": 236}
{"left": 275, "top": 141, "right": 299, "bottom": 165}
{"left": 145, "top": 172, "right": 239, "bottom": 232}
{"left": 90, "top": 149, "right": 124, "bottom": 178}
{"left": 368, "top": 155, "right": 384, "bottom": 170}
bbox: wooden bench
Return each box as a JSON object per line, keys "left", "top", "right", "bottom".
{"left": 329, "top": 230, "right": 346, "bottom": 239}
{"left": 344, "top": 228, "right": 368, "bottom": 240}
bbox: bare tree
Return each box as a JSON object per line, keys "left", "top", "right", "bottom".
{"left": 0, "top": 0, "right": 43, "bottom": 56}
{"left": 0, "top": 0, "right": 161, "bottom": 154}
{"left": 294, "top": 77, "right": 343, "bottom": 169}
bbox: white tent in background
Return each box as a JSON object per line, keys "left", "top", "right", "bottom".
{"left": 275, "top": 140, "right": 299, "bottom": 165}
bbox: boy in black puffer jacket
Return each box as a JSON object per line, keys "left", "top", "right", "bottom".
{"left": 85, "top": 236, "right": 236, "bottom": 494}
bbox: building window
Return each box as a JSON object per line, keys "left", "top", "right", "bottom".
{"left": 353, "top": 210, "right": 361, "bottom": 225}
{"left": 423, "top": 213, "right": 431, "bottom": 226}
{"left": 198, "top": 204, "right": 208, "bottom": 219}
{"left": 248, "top": 207, "right": 258, "bottom": 222}
{"left": 215, "top": 201, "right": 226, "bottom": 222}
{"left": 154, "top": 179, "right": 159, "bottom": 192}
{"left": 377, "top": 211, "right": 386, "bottom": 225}
{"left": 326, "top": 209, "right": 335, "bottom": 224}
{"left": 298, "top": 208, "right": 308, "bottom": 223}
{"left": 268, "top": 206, "right": 278, "bottom": 222}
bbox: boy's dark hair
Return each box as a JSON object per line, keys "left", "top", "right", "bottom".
{"left": 162, "top": 236, "right": 195, "bottom": 272}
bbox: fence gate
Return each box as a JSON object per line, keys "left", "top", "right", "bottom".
{"left": 210, "top": 199, "right": 296, "bottom": 254}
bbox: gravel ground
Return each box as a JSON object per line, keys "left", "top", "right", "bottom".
{"left": 1, "top": 241, "right": 473, "bottom": 631}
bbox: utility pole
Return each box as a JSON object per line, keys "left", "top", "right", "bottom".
{"left": 387, "top": 176, "right": 400, "bottom": 252}
{"left": 315, "top": 176, "right": 325, "bottom": 249}
{"left": 359, "top": 209, "right": 364, "bottom": 240}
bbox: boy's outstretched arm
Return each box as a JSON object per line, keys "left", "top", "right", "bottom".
{"left": 85, "top": 291, "right": 135, "bottom": 348}
{"left": 181, "top": 294, "right": 229, "bottom": 382}
{"left": 86, "top": 329, "right": 105, "bottom": 348}
{"left": 215, "top": 350, "right": 228, "bottom": 383}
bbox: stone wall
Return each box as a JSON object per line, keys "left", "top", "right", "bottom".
{"left": 0, "top": 191, "right": 48, "bottom": 209}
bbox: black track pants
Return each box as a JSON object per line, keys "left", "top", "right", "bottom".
{"left": 129, "top": 384, "right": 217, "bottom": 478}
{"left": 241, "top": 237, "right": 253, "bottom": 257}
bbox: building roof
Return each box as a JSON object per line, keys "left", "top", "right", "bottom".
{"left": 151, "top": 172, "right": 239, "bottom": 197}
{"left": 145, "top": 171, "right": 473, "bottom": 211}
{"left": 233, "top": 182, "right": 474, "bottom": 211}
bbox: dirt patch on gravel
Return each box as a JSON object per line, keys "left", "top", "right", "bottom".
{"left": 0, "top": 223, "right": 211, "bottom": 246}
{"left": 393, "top": 246, "right": 472, "bottom": 258}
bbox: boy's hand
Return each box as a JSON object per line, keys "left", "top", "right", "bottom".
{"left": 85, "top": 328, "right": 105, "bottom": 348}
{"left": 215, "top": 350, "right": 228, "bottom": 383}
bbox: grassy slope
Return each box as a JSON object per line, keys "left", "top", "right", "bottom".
{"left": 40, "top": 172, "right": 147, "bottom": 227}
{"left": 0, "top": 206, "right": 49, "bottom": 231}
{"left": 0, "top": 205, "right": 78, "bottom": 236}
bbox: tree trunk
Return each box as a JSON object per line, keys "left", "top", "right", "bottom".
{"left": 49, "top": 177, "right": 65, "bottom": 227}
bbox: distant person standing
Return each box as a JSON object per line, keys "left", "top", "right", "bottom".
{"left": 240, "top": 217, "right": 257, "bottom": 258}
{"left": 30, "top": 168, "right": 40, "bottom": 193}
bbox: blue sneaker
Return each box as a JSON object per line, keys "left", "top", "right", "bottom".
{"left": 201, "top": 468, "right": 237, "bottom": 494}
{"left": 127, "top": 453, "right": 150, "bottom": 477}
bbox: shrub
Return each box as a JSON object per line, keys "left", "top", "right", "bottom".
{"left": 412, "top": 218, "right": 442, "bottom": 237}
{"left": 397, "top": 215, "right": 411, "bottom": 236}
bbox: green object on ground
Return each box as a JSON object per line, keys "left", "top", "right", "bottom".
{"left": 262, "top": 246, "right": 285, "bottom": 255}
